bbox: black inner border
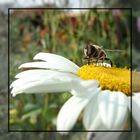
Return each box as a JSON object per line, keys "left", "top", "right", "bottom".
{"left": 8, "top": 7, "right": 132, "bottom": 132}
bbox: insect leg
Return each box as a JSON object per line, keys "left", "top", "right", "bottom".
{"left": 88, "top": 56, "right": 90, "bottom": 65}
{"left": 83, "top": 57, "right": 91, "bottom": 65}
{"left": 95, "top": 57, "right": 99, "bottom": 64}
{"left": 104, "top": 58, "right": 113, "bottom": 67}
{"left": 101, "top": 58, "right": 105, "bottom": 63}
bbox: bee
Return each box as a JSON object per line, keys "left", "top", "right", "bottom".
{"left": 84, "top": 44, "right": 113, "bottom": 66}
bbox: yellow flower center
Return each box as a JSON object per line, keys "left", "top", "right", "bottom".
{"left": 77, "top": 65, "right": 131, "bottom": 96}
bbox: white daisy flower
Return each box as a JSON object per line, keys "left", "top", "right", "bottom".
{"left": 10, "top": 52, "right": 140, "bottom": 131}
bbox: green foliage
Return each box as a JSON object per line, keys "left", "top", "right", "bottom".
{"left": 10, "top": 9, "right": 131, "bottom": 131}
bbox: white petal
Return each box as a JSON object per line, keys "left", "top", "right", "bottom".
{"left": 34, "top": 52, "right": 79, "bottom": 68}
{"left": 19, "top": 61, "right": 78, "bottom": 74}
{"left": 98, "top": 91, "right": 128, "bottom": 130}
{"left": 57, "top": 96, "right": 91, "bottom": 131}
{"left": 15, "top": 69, "right": 51, "bottom": 78}
{"left": 11, "top": 80, "right": 72, "bottom": 97}
{"left": 71, "top": 79, "right": 99, "bottom": 97}
{"left": 131, "top": 95, "right": 140, "bottom": 128}
{"left": 83, "top": 90, "right": 104, "bottom": 130}
{"left": 84, "top": 96, "right": 109, "bottom": 131}
{"left": 15, "top": 69, "right": 77, "bottom": 80}
{"left": 10, "top": 75, "right": 42, "bottom": 88}
{"left": 11, "top": 69, "right": 77, "bottom": 88}
{"left": 33, "top": 52, "right": 79, "bottom": 73}
{"left": 18, "top": 62, "right": 46, "bottom": 69}
{"left": 89, "top": 114, "right": 107, "bottom": 130}
{"left": 10, "top": 70, "right": 79, "bottom": 96}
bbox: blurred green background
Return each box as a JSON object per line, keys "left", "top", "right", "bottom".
{"left": 9, "top": 9, "right": 131, "bottom": 131}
